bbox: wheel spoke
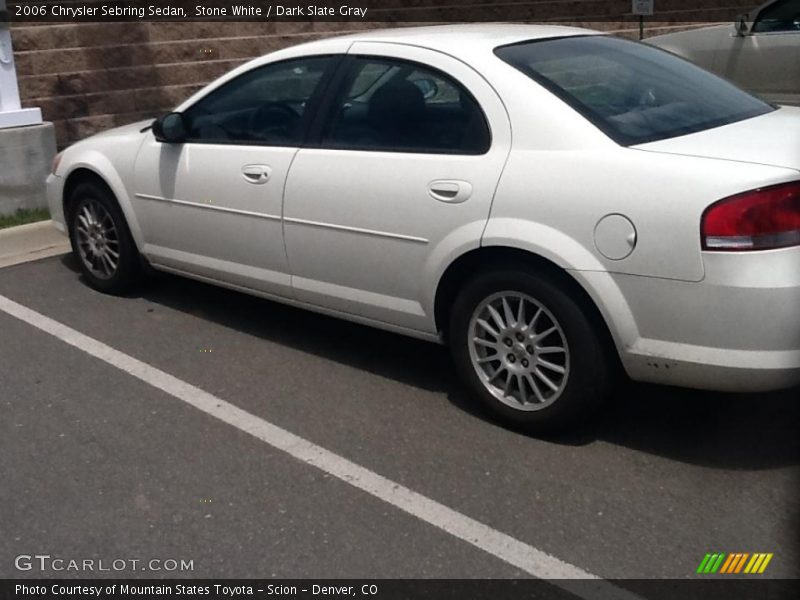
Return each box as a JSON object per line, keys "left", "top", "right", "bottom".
{"left": 99, "top": 253, "right": 114, "bottom": 275}
{"left": 525, "top": 373, "right": 545, "bottom": 403}
{"left": 502, "top": 372, "right": 513, "bottom": 397}
{"left": 531, "top": 326, "right": 557, "bottom": 343}
{"left": 477, "top": 318, "right": 500, "bottom": 339}
{"left": 487, "top": 366, "right": 506, "bottom": 384}
{"left": 516, "top": 298, "right": 526, "bottom": 328}
{"left": 515, "top": 374, "right": 526, "bottom": 404}
{"left": 534, "top": 367, "right": 559, "bottom": 392}
{"left": 473, "top": 337, "right": 498, "bottom": 350}
{"left": 476, "top": 353, "right": 499, "bottom": 364}
{"left": 501, "top": 296, "right": 516, "bottom": 327}
{"left": 486, "top": 304, "right": 506, "bottom": 331}
{"left": 527, "top": 308, "right": 542, "bottom": 331}
{"left": 87, "top": 203, "right": 100, "bottom": 225}
{"left": 537, "top": 346, "right": 565, "bottom": 355}
{"left": 537, "top": 358, "right": 566, "bottom": 374}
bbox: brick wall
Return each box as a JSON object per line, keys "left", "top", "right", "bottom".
{"left": 10, "top": 0, "right": 759, "bottom": 148}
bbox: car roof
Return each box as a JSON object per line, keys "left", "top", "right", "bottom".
{"left": 301, "top": 23, "right": 599, "bottom": 55}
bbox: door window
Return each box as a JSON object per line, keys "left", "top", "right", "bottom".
{"left": 182, "top": 56, "right": 334, "bottom": 145}
{"left": 752, "top": 0, "right": 800, "bottom": 32}
{"left": 320, "top": 57, "right": 491, "bottom": 154}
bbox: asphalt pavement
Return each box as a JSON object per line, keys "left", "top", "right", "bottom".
{"left": 0, "top": 253, "right": 797, "bottom": 584}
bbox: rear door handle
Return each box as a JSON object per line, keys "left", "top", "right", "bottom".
{"left": 241, "top": 164, "right": 271, "bottom": 184}
{"left": 428, "top": 180, "right": 473, "bottom": 203}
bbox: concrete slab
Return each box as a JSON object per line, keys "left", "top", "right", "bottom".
{"left": 0, "top": 219, "right": 70, "bottom": 268}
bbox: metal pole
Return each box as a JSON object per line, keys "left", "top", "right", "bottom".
{"left": 639, "top": 15, "right": 644, "bottom": 40}
{"left": 0, "top": 0, "right": 42, "bottom": 128}
{"left": 0, "top": 0, "right": 22, "bottom": 112}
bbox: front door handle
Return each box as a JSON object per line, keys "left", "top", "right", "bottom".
{"left": 428, "top": 180, "right": 473, "bottom": 203}
{"left": 241, "top": 164, "right": 271, "bottom": 185}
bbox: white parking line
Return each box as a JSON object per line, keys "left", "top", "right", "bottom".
{"left": 0, "top": 293, "right": 641, "bottom": 600}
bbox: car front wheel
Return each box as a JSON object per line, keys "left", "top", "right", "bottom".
{"left": 67, "top": 182, "right": 141, "bottom": 294}
{"left": 449, "top": 268, "right": 611, "bottom": 433}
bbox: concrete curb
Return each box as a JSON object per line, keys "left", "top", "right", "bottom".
{"left": 0, "top": 122, "right": 57, "bottom": 216}
{"left": 0, "top": 219, "right": 70, "bottom": 269}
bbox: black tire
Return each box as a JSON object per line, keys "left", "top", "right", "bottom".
{"left": 449, "top": 268, "right": 612, "bottom": 433}
{"left": 67, "top": 181, "right": 142, "bottom": 294}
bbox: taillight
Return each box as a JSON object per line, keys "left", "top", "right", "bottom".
{"left": 701, "top": 181, "right": 800, "bottom": 251}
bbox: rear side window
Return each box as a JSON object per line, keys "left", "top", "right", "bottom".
{"left": 320, "top": 57, "right": 491, "bottom": 154}
{"left": 495, "top": 36, "right": 774, "bottom": 146}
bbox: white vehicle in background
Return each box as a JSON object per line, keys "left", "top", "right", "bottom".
{"left": 47, "top": 25, "right": 800, "bottom": 432}
{"left": 648, "top": 0, "right": 800, "bottom": 106}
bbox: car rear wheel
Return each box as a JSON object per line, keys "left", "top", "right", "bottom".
{"left": 449, "top": 268, "right": 611, "bottom": 433}
{"left": 67, "top": 182, "right": 141, "bottom": 294}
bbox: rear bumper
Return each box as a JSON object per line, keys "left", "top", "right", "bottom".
{"left": 622, "top": 341, "right": 800, "bottom": 392}
{"left": 583, "top": 246, "right": 800, "bottom": 392}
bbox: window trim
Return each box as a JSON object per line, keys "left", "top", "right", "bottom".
{"left": 305, "top": 54, "right": 493, "bottom": 156}
{"left": 178, "top": 54, "right": 344, "bottom": 148}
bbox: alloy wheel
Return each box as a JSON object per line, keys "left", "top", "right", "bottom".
{"left": 468, "top": 291, "right": 570, "bottom": 411}
{"left": 74, "top": 199, "right": 120, "bottom": 280}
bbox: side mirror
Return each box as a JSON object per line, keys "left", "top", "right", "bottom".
{"left": 152, "top": 112, "right": 187, "bottom": 143}
{"left": 734, "top": 14, "right": 750, "bottom": 36}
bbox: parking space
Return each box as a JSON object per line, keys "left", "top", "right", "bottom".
{"left": 1, "top": 254, "right": 798, "bottom": 582}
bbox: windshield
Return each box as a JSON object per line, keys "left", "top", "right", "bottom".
{"left": 494, "top": 35, "right": 774, "bottom": 146}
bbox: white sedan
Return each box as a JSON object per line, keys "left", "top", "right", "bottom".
{"left": 47, "top": 24, "right": 800, "bottom": 432}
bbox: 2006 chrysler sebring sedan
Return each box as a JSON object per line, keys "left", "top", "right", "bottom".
{"left": 47, "top": 25, "right": 800, "bottom": 431}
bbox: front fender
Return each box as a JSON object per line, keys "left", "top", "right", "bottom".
{"left": 60, "top": 150, "right": 145, "bottom": 251}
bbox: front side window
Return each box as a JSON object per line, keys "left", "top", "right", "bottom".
{"left": 495, "top": 36, "right": 774, "bottom": 146}
{"left": 183, "top": 56, "right": 333, "bottom": 145}
{"left": 752, "top": 0, "right": 800, "bottom": 33}
{"left": 321, "top": 57, "right": 490, "bottom": 154}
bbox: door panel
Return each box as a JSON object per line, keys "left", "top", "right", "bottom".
{"left": 134, "top": 142, "right": 294, "bottom": 295}
{"left": 283, "top": 43, "right": 511, "bottom": 332}
{"left": 133, "top": 55, "right": 337, "bottom": 296}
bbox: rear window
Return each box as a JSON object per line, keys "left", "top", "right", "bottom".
{"left": 495, "top": 35, "right": 774, "bottom": 146}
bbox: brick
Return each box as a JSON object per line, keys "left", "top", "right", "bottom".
{"left": 10, "top": 24, "right": 79, "bottom": 52}
{"left": 149, "top": 21, "right": 240, "bottom": 42}
{"left": 133, "top": 84, "right": 203, "bottom": 112}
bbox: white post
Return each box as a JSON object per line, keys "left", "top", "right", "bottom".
{"left": 0, "top": 0, "right": 42, "bottom": 128}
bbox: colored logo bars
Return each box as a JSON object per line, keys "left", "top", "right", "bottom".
{"left": 697, "top": 552, "right": 773, "bottom": 574}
